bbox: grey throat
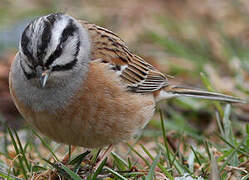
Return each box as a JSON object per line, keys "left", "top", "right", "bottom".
{"left": 11, "top": 13, "right": 91, "bottom": 112}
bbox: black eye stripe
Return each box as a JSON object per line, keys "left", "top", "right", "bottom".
{"left": 20, "top": 59, "right": 36, "bottom": 80}
{"left": 51, "top": 38, "right": 80, "bottom": 72}
{"left": 52, "top": 58, "right": 78, "bottom": 71}
{"left": 26, "top": 61, "right": 35, "bottom": 70}
{"left": 45, "top": 44, "right": 63, "bottom": 68}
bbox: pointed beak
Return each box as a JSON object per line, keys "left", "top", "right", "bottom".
{"left": 36, "top": 66, "right": 50, "bottom": 88}
{"left": 40, "top": 70, "right": 50, "bottom": 88}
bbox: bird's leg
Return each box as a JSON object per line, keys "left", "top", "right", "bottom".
{"left": 94, "top": 145, "right": 113, "bottom": 169}
{"left": 62, "top": 145, "right": 76, "bottom": 164}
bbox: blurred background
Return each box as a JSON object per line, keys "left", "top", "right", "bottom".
{"left": 0, "top": 0, "right": 249, "bottom": 178}
{"left": 0, "top": 0, "right": 248, "bottom": 130}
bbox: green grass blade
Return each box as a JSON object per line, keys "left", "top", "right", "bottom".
{"left": 41, "top": 158, "right": 56, "bottom": 169}
{"left": 0, "top": 169, "right": 22, "bottom": 180}
{"left": 69, "top": 150, "right": 90, "bottom": 165}
{"left": 159, "top": 110, "right": 172, "bottom": 168}
{"left": 58, "top": 163, "right": 82, "bottom": 180}
{"left": 145, "top": 151, "right": 161, "bottom": 180}
{"left": 215, "top": 112, "right": 225, "bottom": 137}
{"left": 104, "top": 166, "right": 127, "bottom": 180}
{"left": 204, "top": 141, "right": 211, "bottom": 160}
{"left": 31, "top": 165, "right": 47, "bottom": 172}
{"left": 91, "top": 157, "right": 107, "bottom": 180}
{"left": 126, "top": 143, "right": 150, "bottom": 167}
{"left": 90, "top": 149, "right": 101, "bottom": 165}
{"left": 190, "top": 146, "right": 205, "bottom": 175}
{"left": 127, "top": 157, "right": 132, "bottom": 169}
{"left": 13, "top": 129, "right": 31, "bottom": 172}
{"left": 7, "top": 127, "right": 28, "bottom": 179}
{"left": 157, "top": 143, "right": 186, "bottom": 175}
{"left": 140, "top": 144, "right": 174, "bottom": 180}
{"left": 111, "top": 151, "right": 128, "bottom": 171}
{"left": 219, "top": 150, "right": 236, "bottom": 173}
{"left": 69, "top": 150, "right": 90, "bottom": 173}
{"left": 31, "top": 129, "right": 59, "bottom": 161}
{"left": 219, "top": 136, "right": 248, "bottom": 173}
{"left": 217, "top": 134, "right": 249, "bottom": 157}
{"left": 242, "top": 174, "right": 249, "bottom": 180}
{"left": 122, "top": 171, "right": 144, "bottom": 178}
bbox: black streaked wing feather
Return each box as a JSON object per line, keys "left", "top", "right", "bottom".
{"left": 80, "top": 20, "right": 168, "bottom": 93}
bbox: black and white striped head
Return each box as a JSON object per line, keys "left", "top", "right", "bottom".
{"left": 19, "top": 13, "right": 90, "bottom": 87}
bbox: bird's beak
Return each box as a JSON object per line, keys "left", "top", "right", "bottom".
{"left": 40, "top": 70, "right": 50, "bottom": 88}
{"left": 36, "top": 66, "right": 51, "bottom": 88}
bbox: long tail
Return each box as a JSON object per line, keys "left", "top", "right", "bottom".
{"left": 156, "top": 85, "right": 247, "bottom": 103}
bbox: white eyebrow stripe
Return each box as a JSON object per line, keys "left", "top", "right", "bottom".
{"left": 43, "top": 16, "right": 69, "bottom": 62}
{"left": 51, "top": 34, "right": 79, "bottom": 66}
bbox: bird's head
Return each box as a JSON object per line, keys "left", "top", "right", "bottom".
{"left": 18, "top": 13, "right": 90, "bottom": 88}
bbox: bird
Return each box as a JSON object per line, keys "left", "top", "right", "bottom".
{"left": 9, "top": 13, "right": 246, "bottom": 149}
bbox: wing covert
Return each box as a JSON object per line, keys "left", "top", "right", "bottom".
{"left": 80, "top": 20, "right": 168, "bottom": 93}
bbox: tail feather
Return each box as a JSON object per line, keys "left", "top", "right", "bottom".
{"left": 157, "top": 85, "right": 247, "bottom": 103}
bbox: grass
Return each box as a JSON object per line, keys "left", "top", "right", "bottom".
{"left": 0, "top": 0, "right": 249, "bottom": 179}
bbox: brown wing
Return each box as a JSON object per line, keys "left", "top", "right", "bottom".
{"left": 80, "top": 20, "right": 168, "bottom": 93}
